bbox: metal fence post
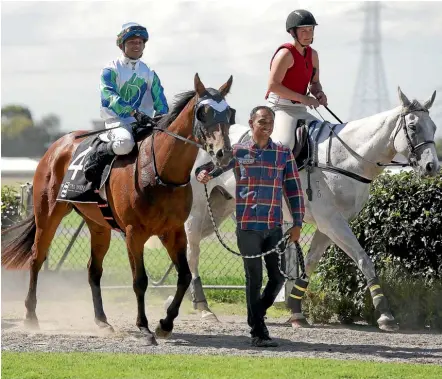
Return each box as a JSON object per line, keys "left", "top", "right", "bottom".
{"left": 55, "top": 219, "right": 86, "bottom": 272}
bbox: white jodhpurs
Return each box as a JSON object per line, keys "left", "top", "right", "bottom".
{"left": 267, "top": 97, "right": 319, "bottom": 151}
{"left": 105, "top": 122, "right": 135, "bottom": 155}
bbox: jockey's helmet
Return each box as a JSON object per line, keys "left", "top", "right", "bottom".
{"left": 117, "top": 22, "right": 149, "bottom": 48}
{"left": 286, "top": 9, "right": 318, "bottom": 32}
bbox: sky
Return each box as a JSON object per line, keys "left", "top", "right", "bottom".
{"left": 1, "top": 0, "right": 442, "bottom": 138}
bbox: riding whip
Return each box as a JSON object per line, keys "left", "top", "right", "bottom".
{"left": 324, "top": 106, "right": 343, "bottom": 124}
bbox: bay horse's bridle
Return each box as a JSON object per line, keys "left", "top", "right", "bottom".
{"left": 150, "top": 91, "right": 235, "bottom": 188}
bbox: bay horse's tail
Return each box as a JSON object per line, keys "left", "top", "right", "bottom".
{"left": 1, "top": 213, "right": 36, "bottom": 269}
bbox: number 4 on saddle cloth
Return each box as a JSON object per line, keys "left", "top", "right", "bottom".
{"left": 56, "top": 123, "right": 154, "bottom": 233}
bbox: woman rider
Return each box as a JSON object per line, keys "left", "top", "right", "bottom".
{"left": 266, "top": 9, "right": 328, "bottom": 150}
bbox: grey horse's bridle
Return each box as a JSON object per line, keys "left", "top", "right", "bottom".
{"left": 391, "top": 106, "right": 435, "bottom": 168}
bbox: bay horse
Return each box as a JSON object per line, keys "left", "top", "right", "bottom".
{"left": 185, "top": 88, "right": 439, "bottom": 331}
{"left": 2, "top": 74, "right": 235, "bottom": 345}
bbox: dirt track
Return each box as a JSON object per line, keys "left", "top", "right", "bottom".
{"left": 2, "top": 277, "right": 442, "bottom": 365}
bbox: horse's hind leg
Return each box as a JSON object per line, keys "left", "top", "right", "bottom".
{"left": 156, "top": 226, "right": 192, "bottom": 338}
{"left": 83, "top": 218, "right": 113, "bottom": 332}
{"left": 288, "top": 229, "right": 331, "bottom": 328}
{"left": 25, "top": 201, "right": 72, "bottom": 329}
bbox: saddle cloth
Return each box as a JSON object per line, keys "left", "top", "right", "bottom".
{"left": 56, "top": 136, "right": 114, "bottom": 203}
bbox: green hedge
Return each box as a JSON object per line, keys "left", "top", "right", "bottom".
{"left": 1, "top": 185, "right": 21, "bottom": 229}
{"left": 314, "top": 171, "right": 442, "bottom": 329}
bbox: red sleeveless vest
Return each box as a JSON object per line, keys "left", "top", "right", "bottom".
{"left": 267, "top": 43, "right": 313, "bottom": 98}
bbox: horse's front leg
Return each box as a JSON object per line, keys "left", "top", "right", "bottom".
{"left": 315, "top": 211, "right": 399, "bottom": 332}
{"left": 126, "top": 226, "right": 158, "bottom": 346}
{"left": 156, "top": 226, "right": 192, "bottom": 338}
{"left": 84, "top": 219, "right": 113, "bottom": 332}
{"left": 298, "top": 174, "right": 398, "bottom": 332}
{"left": 187, "top": 236, "right": 217, "bottom": 321}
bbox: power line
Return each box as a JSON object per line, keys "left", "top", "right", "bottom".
{"left": 350, "top": 2, "right": 390, "bottom": 120}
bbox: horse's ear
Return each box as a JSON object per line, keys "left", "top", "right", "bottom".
{"left": 218, "top": 75, "right": 233, "bottom": 98}
{"left": 423, "top": 90, "right": 437, "bottom": 110}
{"left": 194, "top": 73, "right": 206, "bottom": 97}
{"left": 398, "top": 86, "right": 411, "bottom": 107}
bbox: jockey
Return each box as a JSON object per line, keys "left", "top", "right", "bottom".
{"left": 84, "top": 22, "right": 169, "bottom": 181}
{"left": 266, "top": 9, "right": 328, "bottom": 150}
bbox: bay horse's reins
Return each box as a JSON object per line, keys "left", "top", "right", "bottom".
{"left": 150, "top": 96, "right": 233, "bottom": 188}
{"left": 148, "top": 125, "right": 203, "bottom": 188}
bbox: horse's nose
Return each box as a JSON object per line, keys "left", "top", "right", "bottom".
{"left": 426, "top": 162, "right": 434, "bottom": 173}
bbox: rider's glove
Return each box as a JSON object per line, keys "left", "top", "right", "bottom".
{"left": 134, "top": 110, "right": 152, "bottom": 126}
{"left": 152, "top": 114, "right": 166, "bottom": 126}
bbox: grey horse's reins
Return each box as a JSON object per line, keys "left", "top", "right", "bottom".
{"left": 312, "top": 106, "right": 435, "bottom": 180}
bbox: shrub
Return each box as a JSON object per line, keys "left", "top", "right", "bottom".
{"left": 315, "top": 171, "right": 442, "bottom": 329}
{"left": 1, "top": 185, "right": 21, "bottom": 229}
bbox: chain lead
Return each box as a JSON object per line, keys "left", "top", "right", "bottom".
{"left": 204, "top": 184, "right": 305, "bottom": 280}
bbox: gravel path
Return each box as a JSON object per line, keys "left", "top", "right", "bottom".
{"left": 2, "top": 296, "right": 442, "bottom": 364}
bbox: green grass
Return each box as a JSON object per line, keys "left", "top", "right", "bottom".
{"left": 2, "top": 352, "right": 441, "bottom": 379}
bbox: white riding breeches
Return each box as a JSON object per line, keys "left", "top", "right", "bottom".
{"left": 105, "top": 121, "right": 135, "bottom": 155}
{"left": 267, "top": 97, "right": 319, "bottom": 151}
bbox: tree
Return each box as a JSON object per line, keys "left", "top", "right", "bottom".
{"left": 1, "top": 104, "right": 62, "bottom": 158}
{"left": 1, "top": 105, "right": 33, "bottom": 138}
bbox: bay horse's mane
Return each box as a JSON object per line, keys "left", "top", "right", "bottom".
{"left": 157, "top": 90, "right": 196, "bottom": 130}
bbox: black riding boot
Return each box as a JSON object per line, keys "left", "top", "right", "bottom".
{"left": 84, "top": 142, "right": 115, "bottom": 183}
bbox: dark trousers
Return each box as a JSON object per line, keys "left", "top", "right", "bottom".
{"left": 237, "top": 227, "right": 286, "bottom": 338}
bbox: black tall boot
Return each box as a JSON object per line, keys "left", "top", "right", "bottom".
{"left": 84, "top": 142, "right": 115, "bottom": 183}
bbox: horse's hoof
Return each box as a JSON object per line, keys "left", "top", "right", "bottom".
{"left": 95, "top": 319, "right": 115, "bottom": 334}
{"left": 146, "top": 334, "right": 159, "bottom": 346}
{"left": 24, "top": 318, "right": 40, "bottom": 330}
{"left": 378, "top": 314, "right": 399, "bottom": 332}
{"left": 290, "top": 317, "right": 312, "bottom": 329}
{"left": 201, "top": 310, "right": 219, "bottom": 322}
{"left": 155, "top": 323, "right": 173, "bottom": 339}
{"left": 139, "top": 327, "right": 158, "bottom": 346}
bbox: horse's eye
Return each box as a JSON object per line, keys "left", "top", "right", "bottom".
{"left": 196, "top": 107, "right": 206, "bottom": 122}
{"left": 205, "top": 107, "right": 215, "bottom": 121}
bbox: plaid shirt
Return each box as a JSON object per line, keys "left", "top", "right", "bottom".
{"left": 196, "top": 138, "right": 305, "bottom": 231}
